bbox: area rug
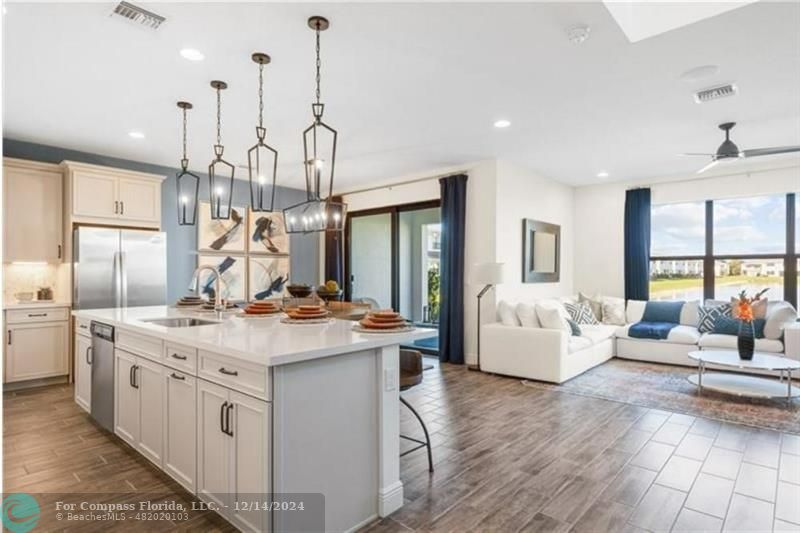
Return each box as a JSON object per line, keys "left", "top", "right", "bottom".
{"left": 522, "top": 359, "right": 799, "bottom": 434}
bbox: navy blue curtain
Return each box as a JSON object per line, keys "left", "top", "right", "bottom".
{"left": 624, "top": 188, "right": 651, "bottom": 301}
{"left": 438, "top": 174, "right": 468, "bottom": 364}
{"left": 324, "top": 195, "right": 344, "bottom": 287}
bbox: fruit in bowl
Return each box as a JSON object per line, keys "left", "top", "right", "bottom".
{"left": 286, "top": 284, "right": 313, "bottom": 298}
{"left": 316, "top": 281, "right": 343, "bottom": 301}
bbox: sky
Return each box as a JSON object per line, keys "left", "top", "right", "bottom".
{"left": 651, "top": 194, "right": 796, "bottom": 257}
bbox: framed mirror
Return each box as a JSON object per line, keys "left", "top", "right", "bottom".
{"left": 522, "top": 219, "right": 560, "bottom": 282}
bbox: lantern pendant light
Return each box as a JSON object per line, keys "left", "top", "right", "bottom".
{"left": 208, "top": 80, "right": 235, "bottom": 220}
{"left": 176, "top": 101, "right": 200, "bottom": 226}
{"left": 248, "top": 53, "right": 278, "bottom": 212}
{"left": 284, "top": 15, "right": 347, "bottom": 234}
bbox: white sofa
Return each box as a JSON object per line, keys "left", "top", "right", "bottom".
{"left": 481, "top": 297, "right": 798, "bottom": 384}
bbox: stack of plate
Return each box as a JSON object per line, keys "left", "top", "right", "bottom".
{"left": 175, "top": 295, "right": 203, "bottom": 308}
{"left": 240, "top": 301, "right": 282, "bottom": 317}
{"left": 281, "top": 305, "right": 332, "bottom": 324}
{"left": 199, "top": 300, "right": 237, "bottom": 312}
{"left": 354, "top": 310, "right": 414, "bottom": 333}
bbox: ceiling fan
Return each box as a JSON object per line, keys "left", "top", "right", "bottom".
{"left": 681, "top": 122, "right": 800, "bottom": 174}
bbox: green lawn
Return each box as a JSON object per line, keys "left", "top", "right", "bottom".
{"left": 650, "top": 275, "right": 784, "bottom": 294}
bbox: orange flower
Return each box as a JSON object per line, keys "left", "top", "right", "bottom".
{"left": 738, "top": 301, "right": 754, "bottom": 323}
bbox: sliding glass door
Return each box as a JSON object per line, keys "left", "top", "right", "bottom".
{"left": 348, "top": 212, "right": 393, "bottom": 309}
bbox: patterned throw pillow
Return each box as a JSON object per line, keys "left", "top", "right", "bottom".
{"left": 698, "top": 303, "right": 731, "bottom": 333}
{"left": 566, "top": 318, "right": 582, "bottom": 336}
{"left": 564, "top": 302, "right": 599, "bottom": 325}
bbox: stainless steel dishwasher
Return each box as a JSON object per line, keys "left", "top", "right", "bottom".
{"left": 90, "top": 321, "right": 115, "bottom": 432}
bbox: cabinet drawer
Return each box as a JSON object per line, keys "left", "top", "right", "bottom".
{"left": 6, "top": 307, "right": 69, "bottom": 324}
{"left": 74, "top": 316, "right": 92, "bottom": 337}
{"left": 198, "top": 351, "right": 269, "bottom": 400}
{"left": 164, "top": 342, "right": 197, "bottom": 374}
{"left": 116, "top": 329, "right": 163, "bottom": 363}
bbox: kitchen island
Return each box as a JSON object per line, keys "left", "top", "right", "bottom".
{"left": 72, "top": 305, "right": 436, "bottom": 532}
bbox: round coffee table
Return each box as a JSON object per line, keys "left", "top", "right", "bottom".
{"left": 688, "top": 350, "right": 800, "bottom": 406}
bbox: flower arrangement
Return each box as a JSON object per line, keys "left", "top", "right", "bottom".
{"left": 735, "top": 288, "right": 769, "bottom": 323}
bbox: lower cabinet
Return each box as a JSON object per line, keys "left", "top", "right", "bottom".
{"left": 197, "top": 379, "right": 271, "bottom": 533}
{"left": 5, "top": 320, "right": 68, "bottom": 382}
{"left": 114, "top": 349, "right": 165, "bottom": 467}
{"left": 164, "top": 369, "right": 197, "bottom": 493}
{"left": 74, "top": 332, "right": 92, "bottom": 412}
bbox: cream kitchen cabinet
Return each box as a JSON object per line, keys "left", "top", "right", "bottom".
{"left": 62, "top": 161, "right": 164, "bottom": 228}
{"left": 114, "top": 348, "right": 166, "bottom": 467}
{"left": 2, "top": 158, "right": 64, "bottom": 262}
{"left": 74, "top": 329, "right": 92, "bottom": 412}
{"left": 164, "top": 369, "right": 197, "bottom": 493}
{"left": 4, "top": 307, "right": 69, "bottom": 384}
{"left": 197, "top": 379, "right": 271, "bottom": 533}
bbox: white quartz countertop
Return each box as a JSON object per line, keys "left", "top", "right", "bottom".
{"left": 4, "top": 301, "right": 71, "bottom": 310}
{"left": 72, "top": 306, "right": 437, "bottom": 367}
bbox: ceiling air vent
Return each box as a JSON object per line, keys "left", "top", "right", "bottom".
{"left": 694, "top": 83, "right": 738, "bottom": 104}
{"left": 111, "top": 1, "right": 165, "bottom": 30}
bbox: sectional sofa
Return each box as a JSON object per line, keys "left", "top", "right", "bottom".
{"left": 480, "top": 296, "right": 798, "bottom": 384}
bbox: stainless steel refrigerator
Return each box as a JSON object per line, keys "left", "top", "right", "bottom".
{"left": 73, "top": 227, "right": 167, "bottom": 310}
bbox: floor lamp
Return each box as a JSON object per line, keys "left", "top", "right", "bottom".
{"left": 469, "top": 262, "right": 505, "bottom": 371}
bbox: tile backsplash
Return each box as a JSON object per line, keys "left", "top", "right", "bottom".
{"left": 3, "top": 263, "right": 70, "bottom": 302}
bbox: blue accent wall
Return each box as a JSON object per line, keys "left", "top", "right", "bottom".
{"left": 3, "top": 138, "right": 320, "bottom": 303}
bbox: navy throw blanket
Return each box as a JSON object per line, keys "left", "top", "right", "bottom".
{"left": 628, "top": 321, "right": 677, "bottom": 340}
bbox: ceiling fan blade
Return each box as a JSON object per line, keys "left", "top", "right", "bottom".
{"left": 679, "top": 153, "right": 715, "bottom": 157}
{"left": 740, "top": 146, "right": 800, "bottom": 158}
{"left": 697, "top": 160, "right": 719, "bottom": 174}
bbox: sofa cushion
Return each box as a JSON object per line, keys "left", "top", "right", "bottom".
{"left": 616, "top": 324, "right": 701, "bottom": 345}
{"left": 680, "top": 301, "right": 700, "bottom": 327}
{"left": 580, "top": 324, "right": 617, "bottom": 345}
{"left": 537, "top": 305, "right": 571, "bottom": 334}
{"left": 764, "top": 301, "right": 797, "bottom": 340}
{"left": 565, "top": 302, "right": 599, "bottom": 325}
{"left": 602, "top": 297, "right": 626, "bottom": 326}
{"left": 642, "top": 301, "right": 684, "bottom": 323}
{"left": 568, "top": 336, "right": 593, "bottom": 353}
{"left": 498, "top": 300, "right": 520, "bottom": 326}
{"left": 699, "top": 333, "right": 783, "bottom": 354}
{"left": 579, "top": 292, "right": 603, "bottom": 321}
{"left": 626, "top": 300, "right": 647, "bottom": 324}
{"left": 713, "top": 316, "right": 766, "bottom": 338}
{"left": 698, "top": 303, "right": 732, "bottom": 333}
{"left": 515, "top": 302, "right": 539, "bottom": 328}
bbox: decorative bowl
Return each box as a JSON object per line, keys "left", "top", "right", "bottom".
{"left": 286, "top": 284, "right": 313, "bottom": 298}
{"left": 316, "top": 289, "right": 343, "bottom": 302}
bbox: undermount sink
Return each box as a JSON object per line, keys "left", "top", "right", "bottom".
{"left": 141, "top": 317, "right": 220, "bottom": 328}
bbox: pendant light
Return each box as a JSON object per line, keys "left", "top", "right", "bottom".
{"left": 176, "top": 101, "right": 200, "bottom": 226}
{"left": 284, "top": 15, "right": 347, "bottom": 234}
{"left": 248, "top": 53, "right": 278, "bottom": 212}
{"left": 208, "top": 80, "right": 235, "bottom": 220}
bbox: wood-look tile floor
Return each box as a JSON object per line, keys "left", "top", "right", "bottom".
{"left": 3, "top": 383, "right": 234, "bottom": 532}
{"left": 5, "top": 363, "right": 800, "bottom": 533}
{"left": 370, "top": 359, "right": 800, "bottom": 533}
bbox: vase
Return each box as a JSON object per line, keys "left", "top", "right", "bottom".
{"left": 737, "top": 320, "right": 755, "bottom": 360}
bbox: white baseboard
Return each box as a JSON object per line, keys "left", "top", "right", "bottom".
{"left": 378, "top": 480, "right": 404, "bottom": 516}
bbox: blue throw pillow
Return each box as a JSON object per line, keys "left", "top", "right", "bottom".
{"left": 713, "top": 316, "right": 766, "bottom": 339}
{"left": 642, "top": 301, "right": 684, "bottom": 324}
{"left": 566, "top": 318, "right": 582, "bottom": 336}
{"left": 698, "top": 303, "right": 731, "bottom": 333}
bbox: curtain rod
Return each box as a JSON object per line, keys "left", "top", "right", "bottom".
{"left": 339, "top": 170, "right": 469, "bottom": 196}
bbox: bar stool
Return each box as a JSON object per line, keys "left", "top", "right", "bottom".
{"left": 399, "top": 349, "right": 434, "bottom": 472}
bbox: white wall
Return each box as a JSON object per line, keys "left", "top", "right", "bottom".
{"left": 574, "top": 163, "right": 800, "bottom": 298}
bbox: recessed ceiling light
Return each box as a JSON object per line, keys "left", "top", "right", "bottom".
{"left": 494, "top": 119, "right": 511, "bottom": 129}
{"left": 128, "top": 131, "right": 145, "bottom": 139}
{"left": 597, "top": 171, "right": 609, "bottom": 178}
{"left": 180, "top": 48, "right": 205, "bottom": 62}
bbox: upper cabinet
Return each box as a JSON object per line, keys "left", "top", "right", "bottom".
{"left": 3, "top": 158, "right": 64, "bottom": 263}
{"left": 62, "top": 161, "right": 164, "bottom": 228}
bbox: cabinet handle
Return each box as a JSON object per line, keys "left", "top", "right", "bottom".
{"left": 114, "top": 201, "right": 119, "bottom": 214}
{"left": 86, "top": 346, "right": 93, "bottom": 365}
{"left": 133, "top": 365, "right": 139, "bottom": 389}
{"left": 171, "top": 353, "right": 188, "bottom": 361}
{"left": 27, "top": 313, "right": 47, "bottom": 318}
{"left": 79, "top": 324, "right": 88, "bottom": 330}
{"left": 7, "top": 331, "right": 11, "bottom": 345}
{"left": 58, "top": 244, "right": 62, "bottom": 259}
{"left": 129, "top": 365, "right": 135, "bottom": 387}
{"left": 170, "top": 372, "right": 185, "bottom": 381}
{"left": 218, "top": 367, "right": 238, "bottom": 376}
{"left": 225, "top": 403, "right": 234, "bottom": 437}
{"left": 220, "top": 401, "right": 228, "bottom": 435}
{"left": 120, "top": 201, "right": 124, "bottom": 215}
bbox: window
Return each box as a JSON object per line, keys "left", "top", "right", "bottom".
{"left": 649, "top": 193, "right": 797, "bottom": 307}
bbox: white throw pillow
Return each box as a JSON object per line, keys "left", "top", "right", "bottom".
{"left": 515, "top": 302, "right": 540, "bottom": 328}
{"left": 579, "top": 292, "right": 603, "bottom": 321}
{"left": 626, "top": 300, "right": 647, "bottom": 324}
{"left": 497, "top": 300, "right": 520, "bottom": 326}
{"left": 537, "top": 305, "right": 570, "bottom": 334}
{"left": 602, "top": 297, "right": 626, "bottom": 326}
{"left": 764, "top": 301, "right": 797, "bottom": 340}
{"left": 680, "top": 301, "right": 700, "bottom": 327}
